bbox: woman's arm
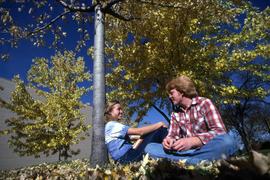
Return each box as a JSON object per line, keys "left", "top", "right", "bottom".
{"left": 127, "top": 122, "right": 167, "bottom": 136}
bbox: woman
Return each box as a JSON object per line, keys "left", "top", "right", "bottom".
{"left": 104, "top": 100, "right": 167, "bottom": 163}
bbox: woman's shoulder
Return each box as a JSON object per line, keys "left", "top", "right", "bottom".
{"left": 105, "top": 121, "right": 126, "bottom": 128}
{"left": 105, "top": 121, "right": 130, "bottom": 135}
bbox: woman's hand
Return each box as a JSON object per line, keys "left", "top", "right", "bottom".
{"left": 157, "top": 121, "right": 167, "bottom": 128}
{"left": 129, "top": 135, "right": 141, "bottom": 140}
{"left": 132, "top": 138, "right": 143, "bottom": 149}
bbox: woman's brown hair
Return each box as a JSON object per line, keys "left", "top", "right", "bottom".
{"left": 104, "top": 100, "right": 120, "bottom": 122}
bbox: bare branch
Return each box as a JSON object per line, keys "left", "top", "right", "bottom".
{"left": 28, "top": 10, "right": 71, "bottom": 36}
{"left": 56, "top": 0, "right": 96, "bottom": 12}
{"left": 252, "top": 99, "right": 270, "bottom": 105}
{"left": 2, "top": 10, "right": 72, "bottom": 45}
{"left": 0, "top": 98, "right": 7, "bottom": 108}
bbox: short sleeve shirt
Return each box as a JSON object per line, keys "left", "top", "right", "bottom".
{"left": 105, "top": 121, "right": 132, "bottom": 160}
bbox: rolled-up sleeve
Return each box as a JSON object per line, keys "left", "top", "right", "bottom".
{"left": 167, "top": 113, "right": 178, "bottom": 139}
{"left": 196, "top": 99, "right": 226, "bottom": 144}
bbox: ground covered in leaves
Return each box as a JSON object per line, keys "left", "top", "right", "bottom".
{"left": 1, "top": 153, "right": 269, "bottom": 180}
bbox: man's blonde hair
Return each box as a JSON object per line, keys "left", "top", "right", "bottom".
{"left": 166, "top": 75, "right": 198, "bottom": 98}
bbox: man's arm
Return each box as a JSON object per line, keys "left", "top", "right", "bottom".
{"left": 196, "top": 98, "right": 227, "bottom": 144}
{"left": 166, "top": 112, "right": 178, "bottom": 139}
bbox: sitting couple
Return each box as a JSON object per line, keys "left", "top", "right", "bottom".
{"left": 105, "top": 75, "right": 238, "bottom": 164}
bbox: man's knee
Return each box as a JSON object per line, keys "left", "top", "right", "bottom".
{"left": 144, "top": 143, "right": 159, "bottom": 154}
{"left": 217, "top": 134, "right": 238, "bottom": 156}
{"left": 220, "top": 134, "right": 236, "bottom": 148}
{"left": 144, "top": 143, "right": 166, "bottom": 158}
{"left": 144, "top": 143, "right": 153, "bottom": 154}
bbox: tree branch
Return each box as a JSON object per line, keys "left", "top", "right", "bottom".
{"left": 137, "top": 0, "right": 183, "bottom": 9}
{"left": 28, "top": 10, "right": 71, "bottom": 36}
{"left": 106, "top": 0, "right": 125, "bottom": 9}
{"left": 56, "top": 0, "right": 96, "bottom": 12}
{"left": 105, "top": 8, "right": 139, "bottom": 21}
{"left": 103, "top": 0, "right": 139, "bottom": 21}
{"left": 2, "top": 10, "right": 72, "bottom": 44}
{"left": 252, "top": 99, "right": 270, "bottom": 105}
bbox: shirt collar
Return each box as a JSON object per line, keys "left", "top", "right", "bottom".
{"left": 174, "top": 96, "right": 200, "bottom": 112}
{"left": 191, "top": 96, "right": 199, "bottom": 106}
{"left": 177, "top": 96, "right": 199, "bottom": 112}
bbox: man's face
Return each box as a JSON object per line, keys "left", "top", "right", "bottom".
{"left": 168, "top": 88, "right": 183, "bottom": 105}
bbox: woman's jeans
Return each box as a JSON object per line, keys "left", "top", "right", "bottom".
{"left": 144, "top": 134, "right": 238, "bottom": 165}
{"left": 118, "top": 127, "right": 168, "bottom": 163}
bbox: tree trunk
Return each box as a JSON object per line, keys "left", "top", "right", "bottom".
{"left": 237, "top": 127, "right": 252, "bottom": 152}
{"left": 263, "top": 118, "right": 270, "bottom": 133}
{"left": 90, "top": 4, "right": 108, "bottom": 167}
{"left": 237, "top": 104, "right": 252, "bottom": 152}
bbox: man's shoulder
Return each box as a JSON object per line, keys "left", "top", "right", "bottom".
{"left": 193, "top": 97, "right": 216, "bottom": 110}
{"left": 194, "top": 96, "right": 211, "bottom": 104}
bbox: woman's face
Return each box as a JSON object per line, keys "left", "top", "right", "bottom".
{"left": 110, "top": 103, "right": 123, "bottom": 120}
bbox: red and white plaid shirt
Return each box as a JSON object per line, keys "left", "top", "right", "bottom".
{"left": 167, "top": 96, "right": 227, "bottom": 144}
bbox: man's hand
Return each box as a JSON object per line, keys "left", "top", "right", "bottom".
{"left": 172, "top": 137, "right": 202, "bottom": 151}
{"left": 162, "top": 136, "right": 175, "bottom": 150}
{"left": 171, "top": 138, "right": 193, "bottom": 151}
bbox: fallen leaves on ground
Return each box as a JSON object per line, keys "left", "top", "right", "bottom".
{"left": 1, "top": 151, "right": 270, "bottom": 179}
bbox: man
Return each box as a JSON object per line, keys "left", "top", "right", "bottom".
{"left": 145, "top": 75, "right": 238, "bottom": 164}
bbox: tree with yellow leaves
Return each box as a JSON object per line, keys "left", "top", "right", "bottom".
{"left": 104, "top": 0, "right": 270, "bottom": 123}
{"left": 0, "top": 51, "right": 91, "bottom": 160}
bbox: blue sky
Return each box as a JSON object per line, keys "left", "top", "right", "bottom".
{"left": 0, "top": 0, "right": 269, "bottom": 124}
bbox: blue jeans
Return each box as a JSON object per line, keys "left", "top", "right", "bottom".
{"left": 118, "top": 127, "right": 168, "bottom": 163}
{"left": 144, "top": 134, "right": 238, "bottom": 165}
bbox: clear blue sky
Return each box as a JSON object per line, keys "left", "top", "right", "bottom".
{"left": 0, "top": 0, "right": 269, "bottom": 124}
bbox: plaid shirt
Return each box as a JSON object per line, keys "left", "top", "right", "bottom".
{"left": 167, "top": 96, "right": 226, "bottom": 144}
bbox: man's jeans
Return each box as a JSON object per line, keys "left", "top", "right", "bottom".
{"left": 144, "top": 134, "right": 238, "bottom": 165}
{"left": 118, "top": 127, "right": 168, "bottom": 163}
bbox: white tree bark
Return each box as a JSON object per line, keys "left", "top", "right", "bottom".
{"left": 90, "top": 3, "right": 108, "bottom": 166}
